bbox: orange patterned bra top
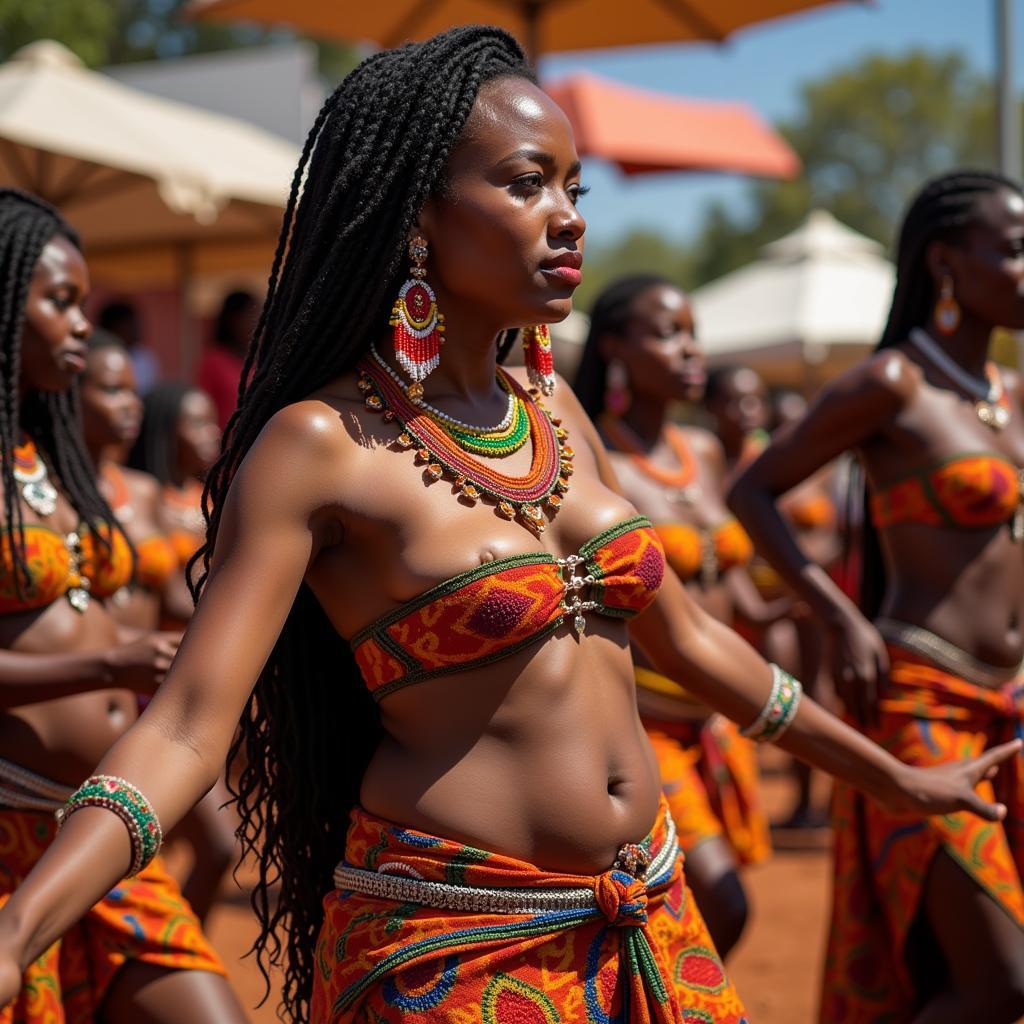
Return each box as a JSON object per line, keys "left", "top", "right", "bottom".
{"left": 0, "top": 523, "right": 133, "bottom": 615}
{"left": 653, "top": 520, "right": 754, "bottom": 584}
{"left": 869, "top": 453, "right": 1022, "bottom": 529}
{"left": 352, "top": 516, "right": 665, "bottom": 700}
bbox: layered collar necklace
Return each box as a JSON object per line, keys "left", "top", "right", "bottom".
{"left": 908, "top": 328, "right": 1010, "bottom": 431}
{"left": 13, "top": 436, "right": 58, "bottom": 517}
{"left": 600, "top": 415, "right": 702, "bottom": 506}
{"left": 357, "top": 351, "right": 572, "bottom": 535}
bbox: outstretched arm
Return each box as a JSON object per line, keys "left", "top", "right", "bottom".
{"left": 0, "top": 403, "right": 345, "bottom": 982}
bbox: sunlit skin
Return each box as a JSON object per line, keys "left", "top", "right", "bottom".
{"left": 0, "top": 237, "right": 246, "bottom": 1021}
{"left": 173, "top": 390, "right": 220, "bottom": 486}
{"left": 729, "top": 186, "right": 1024, "bottom": 1022}
{"left": 595, "top": 282, "right": 789, "bottom": 955}
{"left": 0, "top": 81, "right": 1020, "bottom": 1006}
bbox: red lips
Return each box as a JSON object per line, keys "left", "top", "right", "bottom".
{"left": 541, "top": 250, "right": 583, "bottom": 287}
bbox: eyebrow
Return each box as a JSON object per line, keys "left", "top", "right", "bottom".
{"left": 497, "top": 148, "right": 582, "bottom": 176}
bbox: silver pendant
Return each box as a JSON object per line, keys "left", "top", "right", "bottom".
{"left": 22, "top": 479, "right": 57, "bottom": 517}
{"left": 66, "top": 587, "right": 90, "bottom": 613}
{"left": 977, "top": 400, "right": 1010, "bottom": 431}
{"left": 666, "top": 484, "right": 702, "bottom": 506}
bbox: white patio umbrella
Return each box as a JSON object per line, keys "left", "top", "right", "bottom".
{"left": 691, "top": 209, "right": 895, "bottom": 389}
{"left": 0, "top": 40, "right": 298, "bottom": 372}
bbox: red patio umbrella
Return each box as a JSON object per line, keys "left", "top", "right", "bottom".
{"left": 546, "top": 73, "right": 799, "bottom": 178}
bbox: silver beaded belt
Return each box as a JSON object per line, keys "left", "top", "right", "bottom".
{"left": 876, "top": 618, "right": 1024, "bottom": 688}
{"left": 0, "top": 757, "right": 73, "bottom": 813}
{"left": 333, "top": 813, "right": 678, "bottom": 916}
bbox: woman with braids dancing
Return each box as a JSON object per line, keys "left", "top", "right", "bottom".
{"left": 0, "top": 190, "right": 246, "bottom": 1023}
{"left": 129, "top": 383, "right": 221, "bottom": 631}
{"left": 0, "top": 37, "right": 1018, "bottom": 1024}
{"left": 573, "top": 275, "right": 779, "bottom": 960}
{"left": 730, "top": 169, "right": 1024, "bottom": 1023}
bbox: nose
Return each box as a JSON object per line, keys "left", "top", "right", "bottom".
{"left": 551, "top": 194, "right": 585, "bottom": 243}
{"left": 71, "top": 310, "right": 91, "bottom": 340}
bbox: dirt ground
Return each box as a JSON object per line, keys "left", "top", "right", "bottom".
{"left": 202, "top": 765, "right": 833, "bottom": 1023}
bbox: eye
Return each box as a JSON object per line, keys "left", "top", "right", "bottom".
{"left": 569, "top": 184, "right": 590, "bottom": 206}
{"left": 511, "top": 172, "right": 543, "bottom": 194}
{"left": 50, "top": 294, "right": 73, "bottom": 311}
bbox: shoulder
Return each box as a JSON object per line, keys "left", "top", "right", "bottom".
{"left": 679, "top": 424, "right": 724, "bottom": 462}
{"left": 118, "top": 465, "right": 161, "bottom": 508}
{"left": 822, "top": 347, "right": 921, "bottom": 415}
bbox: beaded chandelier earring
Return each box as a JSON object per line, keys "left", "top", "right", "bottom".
{"left": 934, "top": 273, "right": 961, "bottom": 335}
{"left": 391, "top": 235, "right": 445, "bottom": 402}
{"left": 522, "top": 324, "right": 555, "bottom": 396}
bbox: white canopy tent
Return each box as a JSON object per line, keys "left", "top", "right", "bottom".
{"left": 691, "top": 209, "right": 895, "bottom": 390}
{"left": 0, "top": 40, "right": 298, "bottom": 374}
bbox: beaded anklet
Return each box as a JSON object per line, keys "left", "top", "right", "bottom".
{"left": 740, "top": 664, "right": 803, "bottom": 743}
{"left": 56, "top": 775, "right": 162, "bottom": 877}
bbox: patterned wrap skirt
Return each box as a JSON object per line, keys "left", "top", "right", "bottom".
{"left": 821, "top": 645, "right": 1024, "bottom": 1022}
{"left": 642, "top": 706, "right": 770, "bottom": 867}
{"left": 312, "top": 795, "right": 750, "bottom": 1023}
{"left": 0, "top": 808, "right": 226, "bottom": 1024}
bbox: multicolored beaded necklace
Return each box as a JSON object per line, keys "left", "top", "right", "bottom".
{"left": 368, "top": 346, "right": 529, "bottom": 457}
{"left": 357, "top": 356, "right": 573, "bottom": 535}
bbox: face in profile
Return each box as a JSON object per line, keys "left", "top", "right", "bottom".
{"left": 20, "top": 236, "right": 91, "bottom": 393}
{"left": 176, "top": 390, "right": 221, "bottom": 480}
{"left": 605, "top": 284, "right": 705, "bottom": 405}
{"left": 81, "top": 346, "right": 143, "bottom": 450}
{"left": 938, "top": 188, "right": 1024, "bottom": 331}
{"left": 419, "top": 76, "right": 587, "bottom": 333}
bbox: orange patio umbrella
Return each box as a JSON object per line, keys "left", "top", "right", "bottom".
{"left": 546, "top": 73, "right": 799, "bottom": 178}
{"left": 185, "top": 0, "right": 865, "bottom": 61}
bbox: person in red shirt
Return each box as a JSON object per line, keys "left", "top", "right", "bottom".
{"left": 196, "top": 290, "right": 257, "bottom": 430}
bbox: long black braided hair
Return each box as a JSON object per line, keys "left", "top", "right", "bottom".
{"left": 574, "top": 273, "right": 674, "bottom": 419}
{"left": 852, "top": 169, "right": 1024, "bottom": 618}
{"left": 187, "top": 27, "right": 535, "bottom": 1022}
{"left": 127, "top": 381, "right": 193, "bottom": 487}
{"left": 0, "top": 189, "right": 126, "bottom": 592}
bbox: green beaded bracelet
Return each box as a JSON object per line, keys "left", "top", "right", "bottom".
{"left": 56, "top": 775, "right": 163, "bottom": 876}
{"left": 740, "top": 664, "right": 803, "bottom": 744}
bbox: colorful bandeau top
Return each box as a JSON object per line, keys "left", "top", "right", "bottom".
{"left": 102, "top": 463, "right": 177, "bottom": 592}
{"left": 784, "top": 492, "right": 836, "bottom": 530}
{"left": 869, "top": 453, "right": 1022, "bottom": 529}
{"left": 352, "top": 515, "right": 665, "bottom": 700}
{"left": 0, "top": 523, "right": 133, "bottom": 615}
{"left": 653, "top": 519, "right": 754, "bottom": 583}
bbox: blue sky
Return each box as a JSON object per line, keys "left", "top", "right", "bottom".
{"left": 538, "top": 0, "right": 1023, "bottom": 248}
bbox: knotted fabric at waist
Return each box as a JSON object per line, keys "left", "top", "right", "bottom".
{"left": 333, "top": 812, "right": 677, "bottom": 928}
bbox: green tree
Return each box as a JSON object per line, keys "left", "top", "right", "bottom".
{"left": 690, "top": 50, "right": 1013, "bottom": 285}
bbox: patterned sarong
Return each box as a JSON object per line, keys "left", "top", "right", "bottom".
{"left": 0, "top": 809, "right": 226, "bottom": 1024}
{"left": 313, "top": 796, "right": 749, "bottom": 1023}
{"left": 642, "top": 685, "right": 770, "bottom": 867}
{"left": 821, "top": 645, "right": 1024, "bottom": 1022}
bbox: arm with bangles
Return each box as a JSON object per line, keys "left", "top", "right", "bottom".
{"left": 0, "top": 402, "right": 341, "bottom": 996}
{"left": 567, "top": 381, "right": 1019, "bottom": 820}
{"left": 726, "top": 353, "right": 917, "bottom": 723}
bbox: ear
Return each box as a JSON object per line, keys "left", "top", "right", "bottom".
{"left": 924, "top": 239, "right": 957, "bottom": 286}
{"left": 598, "top": 332, "right": 623, "bottom": 365}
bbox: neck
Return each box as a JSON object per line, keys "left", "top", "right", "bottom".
{"left": 617, "top": 398, "right": 669, "bottom": 450}
{"left": 922, "top": 313, "right": 991, "bottom": 378}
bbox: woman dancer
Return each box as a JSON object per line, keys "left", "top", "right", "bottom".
{"left": 80, "top": 332, "right": 179, "bottom": 631}
{"left": 82, "top": 345, "right": 232, "bottom": 923}
{"left": 0, "top": 38, "right": 1016, "bottom": 1024}
{"left": 730, "top": 170, "right": 1024, "bottom": 1022}
{"left": 129, "top": 383, "right": 220, "bottom": 630}
{"left": 0, "top": 190, "right": 246, "bottom": 1022}
{"left": 574, "top": 275, "right": 780, "bottom": 957}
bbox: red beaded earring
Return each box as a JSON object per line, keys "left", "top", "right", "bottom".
{"left": 522, "top": 324, "right": 555, "bottom": 397}
{"left": 934, "top": 273, "right": 961, "bottom": 335}
{"left": 391, "top": 235, "right": 444, "bottom": 403}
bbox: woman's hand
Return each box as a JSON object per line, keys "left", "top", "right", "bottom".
{"left": 829, "top": 611, "right": 889, "bottom": 726}
{"left": 880, "top": 740, "right": 1023, "bottom": 820}
{"left": 103, "top": 632, "right": 181, "bottom": 694}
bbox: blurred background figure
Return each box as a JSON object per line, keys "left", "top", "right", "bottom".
{"left": 575, "top": 274, "right": 788, "bottom": 959}
{"left": 128, "top": 380, "right": 236, "bottom": 923}
{"left": 98, "top": 300, "right": 161, "bottom": 396}
{"left": 198, "top": 290, "right": 259, "bottom": 431}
